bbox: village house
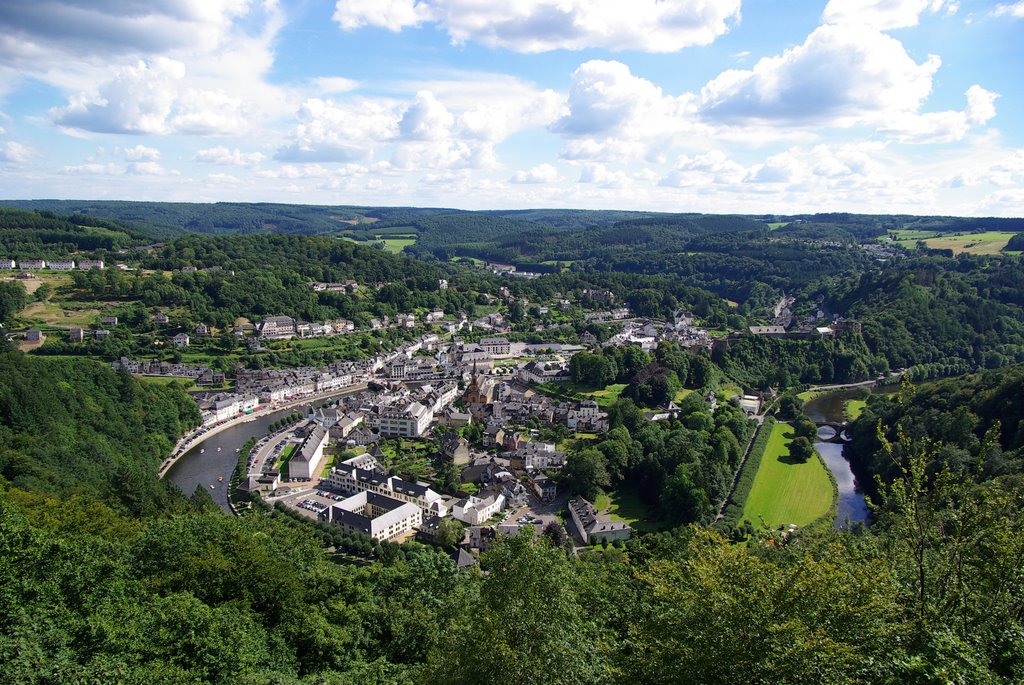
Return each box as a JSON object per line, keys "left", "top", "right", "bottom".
{"left": 154, "top": 312, "right": 169, "bottom": 324}
{"left": 94, "top": 329, "right": 110, "bottom": 340}
{"left": 67, "top": 327, "right": 84, "bottom": 343}
{"left": 100, "top": 316, "right": 118, "bottom": 327}
{"left": 25, "top": 329, "right": 44, "bottom": 343}
{"left": 77, "top": 260, "right": 104, "bottom": 270}
{"left": 439, "top": 432, "right": 471, "bottom": 465}
{"left": 479, "top": 337, "right": 511, "bottom": 355}
{"left": 568, "top": 497, "right": 631, "bottom": 545}
{"left": 194, "top": 323, "right": 209, "bottom": 337}
{"left": 259, "top": 315, "right": 297, "bottom": 339}
{"left": 378, "top": 402, "right": 433, "bottom": 437}
{"left": 172, "top": 333, "right": 190, "bottom": 347}
{"left": 452, "top": 493, "right": 505, "bottom": 525}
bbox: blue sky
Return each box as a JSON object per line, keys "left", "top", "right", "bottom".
{"left": 0, "top": 0, "right": 1022, "bottom": 216}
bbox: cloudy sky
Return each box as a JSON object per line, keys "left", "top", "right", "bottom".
{"left": 0, "top": 0, "right": 1022, "bottom": 215}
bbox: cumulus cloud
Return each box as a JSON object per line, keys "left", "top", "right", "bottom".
{"left": 578, "top": 163, "right": 631, "bottom": 188}
{"left": 659, "top": 150, "right": 745, "bottom": 187}
{"left": 397, "top": 91, "right": 454, "bottom": 141}
{"left": 822, "top": 0, "right": 955, "bottom": 30}
{"left": 700, "top": 24, "right": 942, "bottom": 127}
{"left": 51, "top": 57, "right": 185, "bottom": 134}
{"left": 0, "top": 140, "right": 34, "bottom": 163}
{"left": 49, "top": 57, "right": 258, "bottom": 136}
{"left": 551, "top": 60, "right": 698, "bottom": 162}
{"left": 510, "top": 163, "right": 560, "bottom": 184}
{"left": 274, "top": 97, "right": 398, "bottom": 162}
{"left": 880, "top": 85, "right": 998, "bottom": 143}
{"left": 333, "top": 0, "right": 742, "bottom": 53}
{"left": 195, "top": 146, "right": 265, "bottom": 166}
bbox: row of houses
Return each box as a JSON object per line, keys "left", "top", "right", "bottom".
{"left": 1, "top": 258, "right": 104, "bottom": 270}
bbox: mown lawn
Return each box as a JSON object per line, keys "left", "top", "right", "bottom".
{"left": 596, "top": 487, "right": 667, "bottom": 534}
{"left": 844, "top": 399, "right": 867, "bottom": 421}
{"left": 742, "top": 422, "right": 833, "bottom": 528}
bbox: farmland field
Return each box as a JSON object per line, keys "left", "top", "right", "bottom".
{"left": 742, "top": 422, "right": 834, "bottom": 528}
{"left": 886, "top": 230, "right": 1019, "bottom": 255}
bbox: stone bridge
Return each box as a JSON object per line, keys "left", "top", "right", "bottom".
{"left": 815, "top": 421, "right": 852, "bottom": 443}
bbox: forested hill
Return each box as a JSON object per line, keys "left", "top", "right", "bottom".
{"left": 0, "top": 207, "right": 157, "bottom": 256}
{"left": 847, "top": 362, "right": 1024, "bottom": 495}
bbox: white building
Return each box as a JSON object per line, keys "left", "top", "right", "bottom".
{"left": 77, "top": 260, "right": 104, "bottom": 270}
{"left": 324, "top": 455, "right": 447, "bottom": 517}
{"left": 172, "top": 333, "right": 190, "bottom": 347}
{"left": 479, "top": 337, "right": 511, "bottom": 355}
{"left": 289, "top": 424, "right": 329, "bottom": 480}
{"left": 48, "top": 260, "right": 76, "bottom": 270}
{"left": 453, "top": 493, "right": 505, "bottom": 525}
{"left": 568, "top": 497, "right": 631, "bottom": 545}
{"left": 326, "top": 491, "right": 422, "bottom": 542}
{"left": 259, "top": 315, "right": 297, "bottom": 339}
{"left": 20, "top": 259, "right": 46, "bottom": 270}
{"left": 0, "top": 258, "right": 15, "bottom": 269}
{"left": 379, "top": 402, "right": 433, "bottom": 437}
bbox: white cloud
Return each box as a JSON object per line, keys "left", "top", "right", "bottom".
{"left": 659, "top": 150, "right": 745, "bottom": 187}
{"left": 275, "top": 97, "right": 398, "bottom": 162}
{"left": 195, "top": 146, "right": 265, "bottom": 166}
{"left": 510, "top": 163, "right": 561, "bottom": 184}
{"left": 822, "top": 0, "right": 954, "bottom": 30}
{"left": 880, "top": 85, "right": 998, "bottom": 143}
{"left": 51, "top": 57, "right": 185, "bottom": 134}
{"left": 333, "top": 0, "right": 742, "bottom": 53}
{"left": 397, "top": 91, "right": 454, "bottom": 141}
{"left": 49, "top": 58, "right": 260, "bottom": 136}
{"left": 0, "top": 1, "right": 257, "bottom": 68}
{"left": 700, "top": 24, "right": 941, "bottom": 128}
{"left": 127, "top": 161, "right": 176, "bottom": 176}
{"left": 992, "top": 2, "right": 1024, "bottom": 18}
{"left": 312, "top": 76, "right": 360, "bottom": 94}
{"left": 122, "top": 144, "right": 160, "bottom": 161}
{"left": 0, "top": 140, "right": 34, "bottom": 163}
{"left": 551, "top": 60, "right": 698, "bottom": 162}
{"left": 60, "top": 162, "right": 123, "bottom": 175}
{"left": 578, "top": 163, "right": 631, "bottom": 188}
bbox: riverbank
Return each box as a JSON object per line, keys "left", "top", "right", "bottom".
{"left": 158, "top": 382, "right": 367, "bottom": 479}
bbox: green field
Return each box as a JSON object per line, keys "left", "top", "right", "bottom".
{"left": 378, "top": 236, "right": 416, "bottom": 253}
{"left": 535, "top": 381, "right": 626, "bottom": 407}
{"left": 595, "top": 488, "right": 667, "bottom": 534}
{"left": 844, "top": 399, "right": 867, "bottom": 421}
{"left": 137, "top": 376, "right": 196, "bottom": 390}
{"left": 767, "top": 222, "right": 789, "bottom": 230}
{"left": 887, "top": 230, "right": 1019, "bottom": 255}
{"left": 742, "top": 423, "right": 834, "bottom": 528}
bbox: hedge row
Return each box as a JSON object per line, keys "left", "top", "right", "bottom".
{"left": 721, "top": 416, "right": 776, "bottom": 528}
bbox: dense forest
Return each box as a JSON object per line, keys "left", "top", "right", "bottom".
{"left": 3, "top": 347, "right": 1024, "bottom": 682}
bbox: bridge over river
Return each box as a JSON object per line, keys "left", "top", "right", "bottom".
{"left": 815, "top": 421, "right": 852, "bottom": 443}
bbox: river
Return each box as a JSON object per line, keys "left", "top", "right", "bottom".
{"left": 166, "top": 398, "right": 333, "bottom": 512}
{"left": 803, "top": 389, "right": 873, "bottom": 528}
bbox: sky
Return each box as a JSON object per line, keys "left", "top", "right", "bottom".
{"left": 0, "top": 0, "right": 1022, "bottom": 216}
